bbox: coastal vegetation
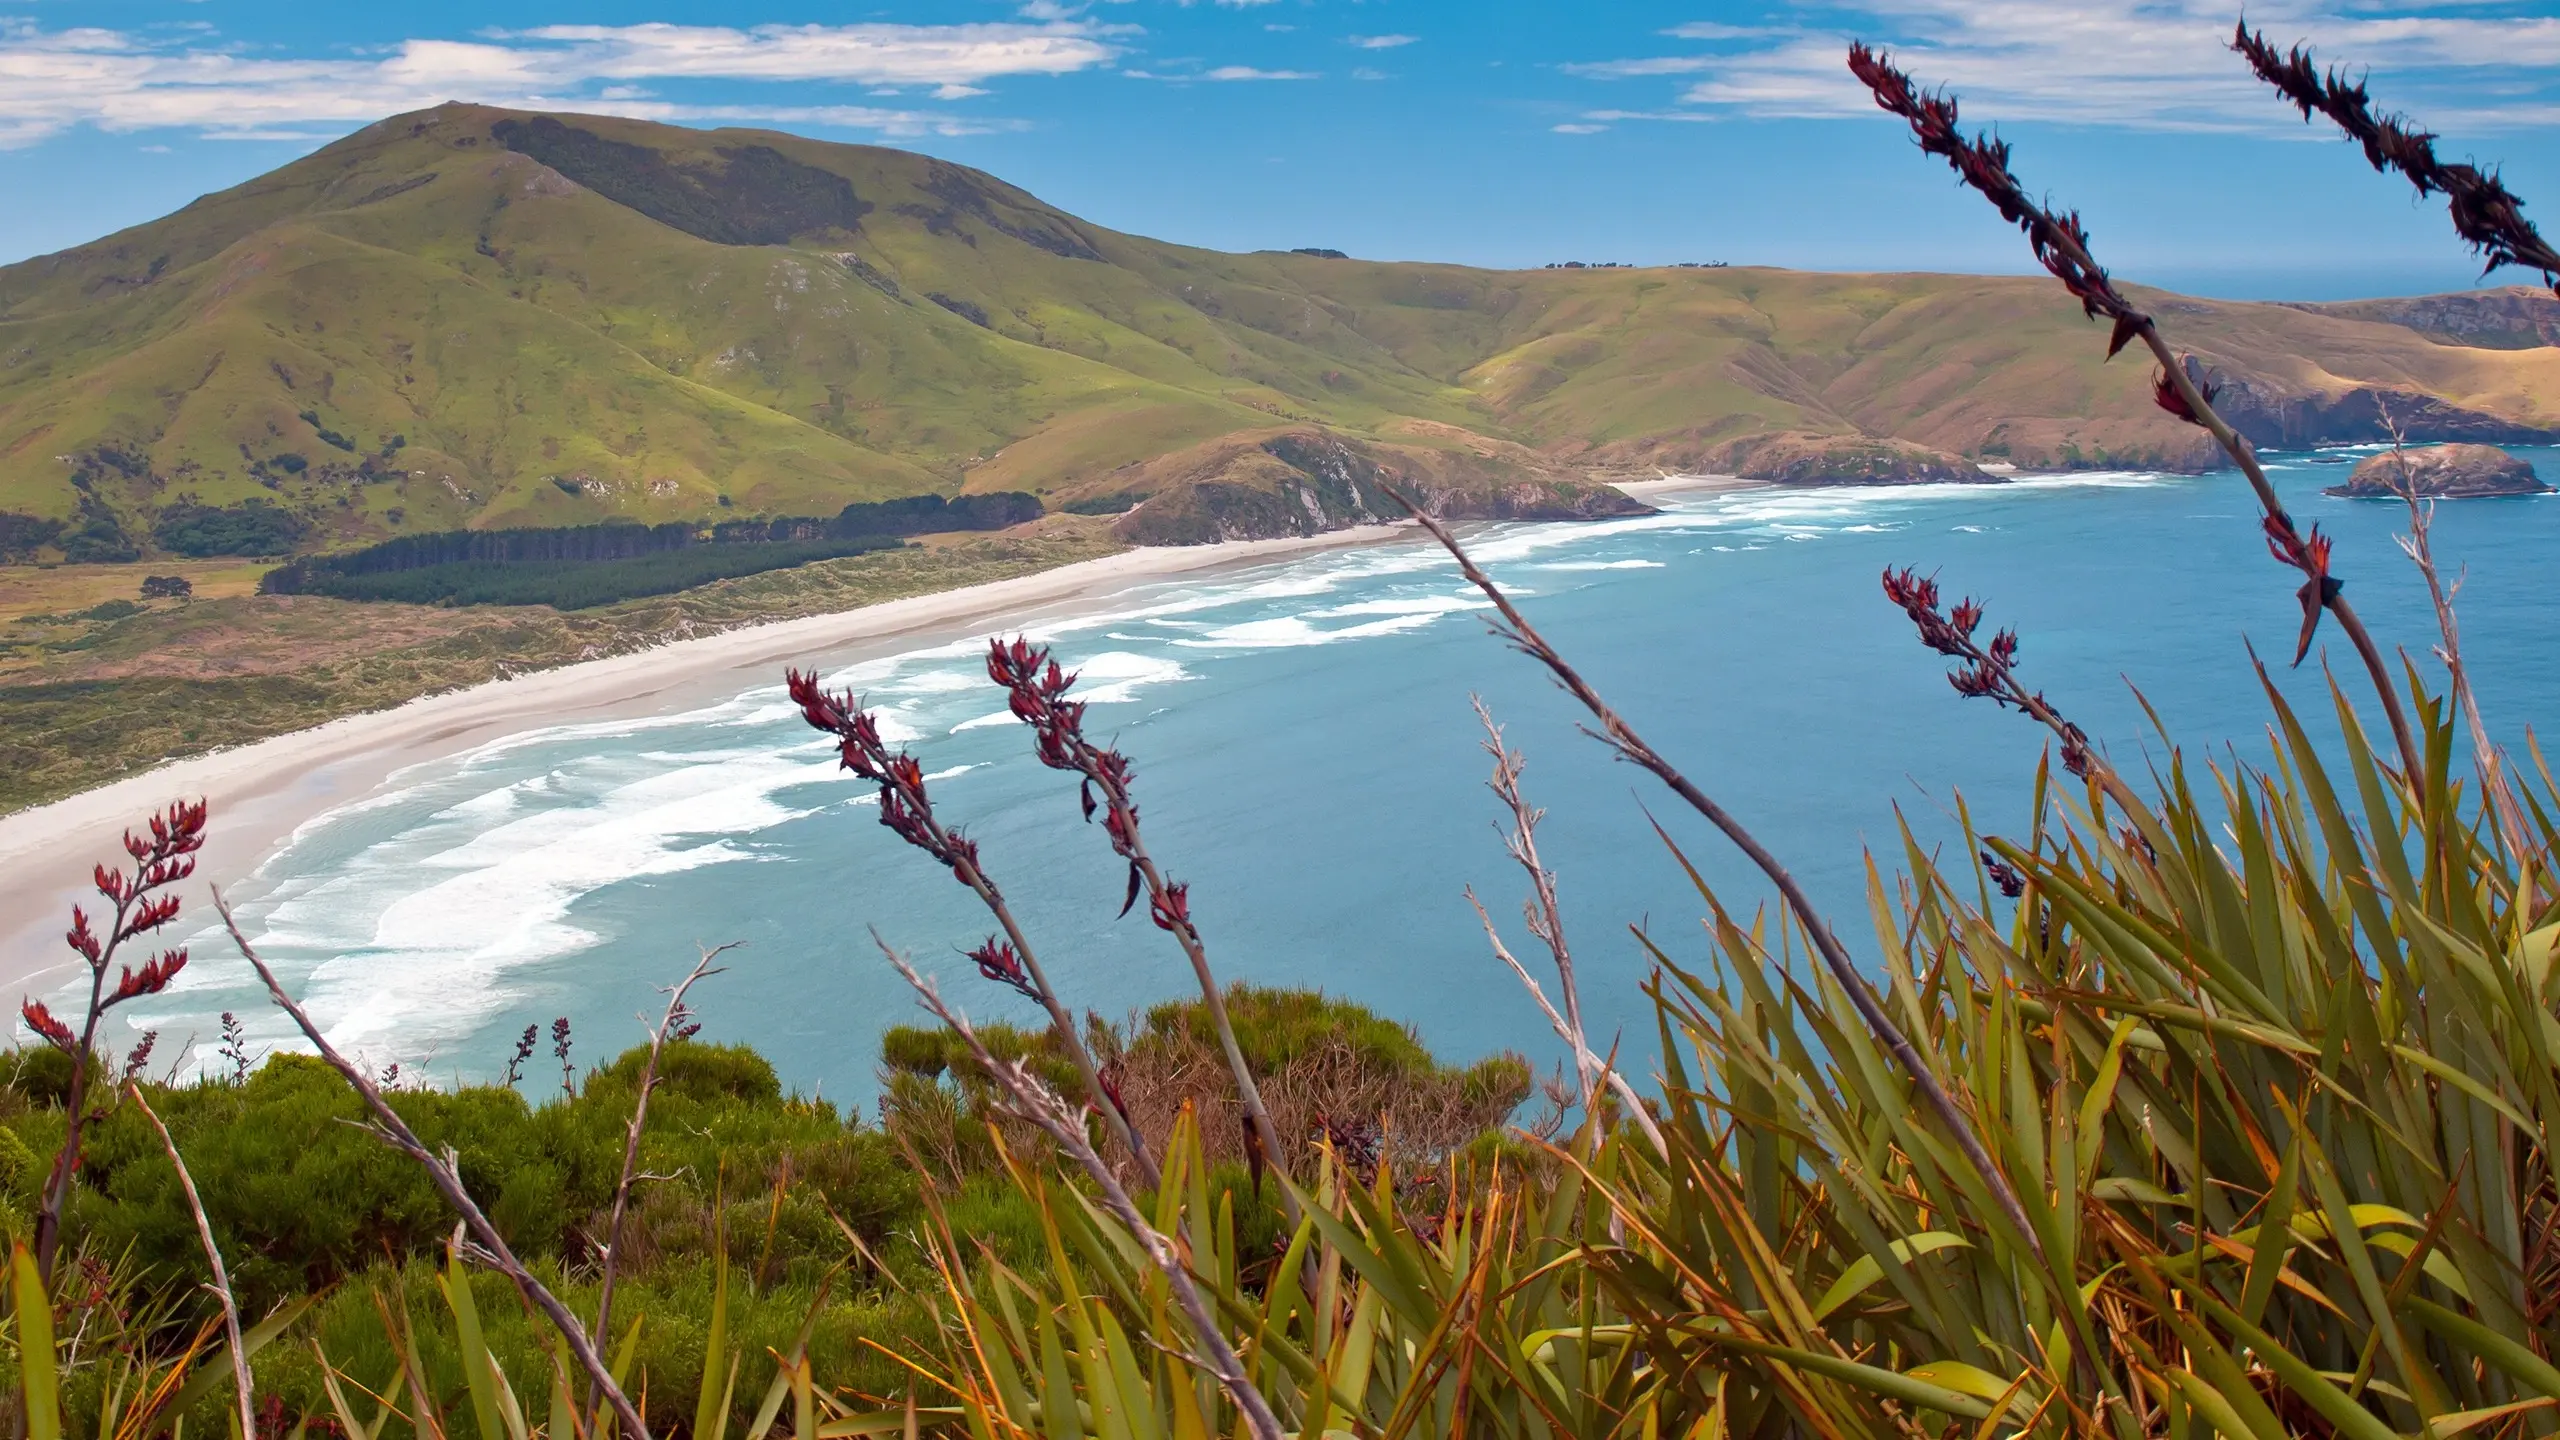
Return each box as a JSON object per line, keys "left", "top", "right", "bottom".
{"left": 258, "top": 492, "right": 1043, "bottom": 604}
{"left": 0, "top": 527, "right": 1125, "bottom": 812}
{"left": 5, "top": 23, "right": 2560, "bottom": 1440}
{"left": 253, "top": 534, "right": 909, "bottom": 609}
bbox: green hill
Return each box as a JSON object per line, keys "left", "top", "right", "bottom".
{"left": 3, "top": 103, "right": 2555, "bottom": 557}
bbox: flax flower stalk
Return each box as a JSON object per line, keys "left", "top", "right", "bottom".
{"left": 876, "top": 933, "right": 1285, "bottom": 1440}
{"left": 1845, "top": 42, "right": 2423, "bottom": 783}
{"left": 1391, "top": 493, "right": 2050, "bottom": 1270}
{"left": 985, "top": 638, "right": 1295, "bottom": 1216}
{"left": 787, "top": 669, "right": 1158, "bottom": 1188}
{"left": 25, "top": 799, "right": 206, "bottom": 1281}
{"left": 2235, "top": 25, "right": 2560, "bottom": 294}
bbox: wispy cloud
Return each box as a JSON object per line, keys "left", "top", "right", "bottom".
{"left": 1566, "top": 1, "right": 2560, "bottom": 132}
{"left": 0, "top": 17, "right": 1119, "bottom": 147}
{"left": 1661, "top": 23, "right": 1788, "bottom": 43}
{"left": 1562, "top": 56, "right": 1719, "bottom": 78}
{"left": 1203, "top": 65, "right": 1316, "bottom": 80}
{"left": 1349, "top": 34, "right": 1417, "bottom": 50}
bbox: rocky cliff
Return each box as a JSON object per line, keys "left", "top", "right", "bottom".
{"left": 1087, "top": 429, "right": 1651, "bottom": 545}
{"left": 1699, "top": 432, "right": 1998, "bottom": 486}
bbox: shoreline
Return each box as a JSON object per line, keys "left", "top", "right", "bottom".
{"left": 0, "top": 522, "right": 1430, "bottom": 997}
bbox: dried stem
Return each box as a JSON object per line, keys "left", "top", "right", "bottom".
{"left": 123, "top": 1081, "right": 253, "bottom": 1440}
{"left": 1845, "top": 43, "right": 2424, "bottom": 784}
{"left": 1467, "top": 697, "right": 1666, "bottom": 1158}
{"left": 984, "top": 639, "right": 1297, "bottom": 1222}
{"left": 1391, "top": 494, "right": 2050, "bottom": 1269}
{"left": 588, "top": 943, "right": 734, "bottom": 1426}
{"left": 2375, "top": 409, "right": 2532, "bottom": 863}
{"left": 1464, "top": 890, "right": 1665, "bottom": 1158}
{"left": 876, "top": 933, "right": 1284, "bottom": 1440}
{"left": 786, "top": 670, "right": 1159, "bottom": 1189}
{"left": 213, "top": 889, "right": 652, "bottom": 1440}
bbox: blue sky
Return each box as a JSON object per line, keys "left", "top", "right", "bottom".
{"left": 3, "top": 1, "right": 2557, "bottom": 298}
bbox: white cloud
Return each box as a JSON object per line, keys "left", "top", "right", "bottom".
{"left": 1563, "top": 56, "right": 1719, "bottom": 78}
{"left": 1349, "top": 34, "right": 1417, "bottom": 49}
{"left": 1580, "top": 109, "right": 1716, "bottom": 124}
{"left": 1350, "top": 67, "right": 1390, "bottom": 81}
{"left": 1661, "top": 23, "right": 1788, "bottom": 42}
{"left": 1203, "top": 65, "right": 1317, "bottom": 80}
{"left": 1574, "top": 2, "right": 2560, "bottom": 132}
{"left": 1551, "top": 122, "right": 1607, "bottom": 133}
{"left": 0, "top": 17, "right": 1117, "bottom": 147}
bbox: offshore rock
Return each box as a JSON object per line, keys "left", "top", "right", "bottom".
{"left": 2324, "top": 443, "right": 2551, "bottom": 499}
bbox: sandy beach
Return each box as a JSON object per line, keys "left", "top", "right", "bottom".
{"left": 0, "top": 523, "right": 1424, "bottom": 997}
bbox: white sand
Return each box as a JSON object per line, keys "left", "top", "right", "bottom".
{"left": 1611, "top": 472, "right": 1750, "bottom": 498}
{"left": 0, "top": 526, "right": 1416, "bottom": 996}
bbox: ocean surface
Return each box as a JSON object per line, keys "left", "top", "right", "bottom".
{"left": 122, "top": 446, "right": 2560, "bottom": 1100}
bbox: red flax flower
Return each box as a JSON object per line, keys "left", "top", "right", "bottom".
{"left": 787, "top": 669, "right": 984, "bottom": 885}
{"left": 2265, "top": 516, "right": 2342, "bottom": 665}
{"left": 1881, "top": 568, "right": 2095, "bottom": 778}
{"left": 20, "top": 1001, "right": 73, "bottom": 1053}
{"left": 987, "top": 637, "right": 1156, "bottom": 912}
{"left": 1979, "top": 850, "right": 2029, "bottom": 900}
{"left": 2151, "top": 366, "right": 2221, "bottom": 427}
{"left": 966, "top": 937, "right": 1042, "bottom": 1003}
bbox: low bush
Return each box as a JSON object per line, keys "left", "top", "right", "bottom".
{"left": 150, "top": 500, "right": 308, "bottom": 557}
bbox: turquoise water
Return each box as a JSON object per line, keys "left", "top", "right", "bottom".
{"left": 129, "top": 447, "right": 2560, "bottom": 1097}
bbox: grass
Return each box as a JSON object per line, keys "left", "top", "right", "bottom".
{"left": 0, "top": 526, "right": 1125, "bottom": 813}
{"left": 0, "top": 561, "right": 269, "bottom": 623}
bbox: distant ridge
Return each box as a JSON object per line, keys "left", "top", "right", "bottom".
{"left": 1, "top": 102, "right": 2554, "bottom": 558}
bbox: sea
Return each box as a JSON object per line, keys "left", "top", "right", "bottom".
{"left": 114, "top": 445, "right": 2560, "bottom": 1102}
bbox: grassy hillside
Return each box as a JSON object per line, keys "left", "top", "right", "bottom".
{"left": 3, "top": 103, "right": 2555, "bottom": 559}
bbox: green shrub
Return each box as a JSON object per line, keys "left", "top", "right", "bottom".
{"left": 1135, "top": 983, "right": 1436, "bottom": 1076}
{"left": 151, "top": 500, "right": 308, "bottom": 557}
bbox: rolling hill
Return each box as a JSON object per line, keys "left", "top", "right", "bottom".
{"left": 2, "top": 102, "right": 2555, "bottom": 556}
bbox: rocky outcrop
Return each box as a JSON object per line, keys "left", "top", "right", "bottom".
{"left": 1701, "top": 431, "right": 1998, "bottom": 486}
{"left": 2210, "top": 378, "right": 2560, "bottom": 452}
{"left": 2324, "top": 443, "right": 2552, "bottom": 499}
{"left": 1089, "top": 428, "right": 1652, "bottom": 545}
{"left": 2288, "top": 287, "right": 2560, "bottom": 351}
